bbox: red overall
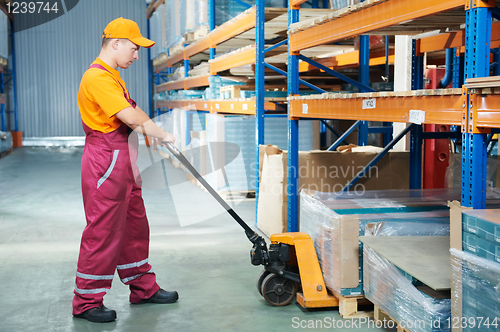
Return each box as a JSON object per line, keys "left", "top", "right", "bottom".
{"left": 73, "top": 64, "right": 159, "bottom": 315}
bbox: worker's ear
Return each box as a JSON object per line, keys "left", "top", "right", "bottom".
{"left": 112, "top": 39, "right": 121, "bottom": 50}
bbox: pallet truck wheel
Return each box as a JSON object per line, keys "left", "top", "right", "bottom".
{"left": 260, "top": 273, "right": 297, "bottom": 306}
{"left": 257, "top": 270, "right": 271, "bottom": 296}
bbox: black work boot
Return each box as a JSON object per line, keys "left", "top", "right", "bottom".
{"left": 73, "top": 305, "right": 117, "bottom": 323}
{"left": 134, "top": 289, "right": 179, "bottom": 304}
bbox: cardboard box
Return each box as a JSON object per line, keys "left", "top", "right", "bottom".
{"left": 257, "top": 145, "right": 410, "bottom": 237}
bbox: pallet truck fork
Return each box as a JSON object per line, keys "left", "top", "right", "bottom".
{"left": 165, "top": 143, "right": 339, "bottom": 307}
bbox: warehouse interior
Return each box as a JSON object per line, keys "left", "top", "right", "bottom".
{"left": 1, "top": 0, "right": 500, "bottom": 331}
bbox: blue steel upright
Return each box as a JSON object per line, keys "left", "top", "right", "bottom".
{"left": 409, "top": 39, "right": 424, "bottom": 189}
{"left": 255, "top": 0, "right": 266, "bottom": 223}
{"left": 358, "top": 35, "right": 370, "bottom": 146}
{"left": 10, "top": 20, "right": 18, "bottom": 132}
{"left": 1, "top": 69, "right": 4, "bottom": 132}
{"left": 209, "top": 0, "right": 216, "bottom": 59}
{"left": 147, "top": 11, "right": 154, "bottom": 118}
{"left": 462, "top": 1, "right": 492, "bottom": 208}
{"left": 409, "top": 125, "right": 422, "bottom": 189}
{"left": 287, "top": 4, "right": 300, "bottom": 232}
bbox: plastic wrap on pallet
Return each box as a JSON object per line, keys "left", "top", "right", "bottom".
{"left": 330, "top": 0, "right": 358, "bottom": 10}
{"left": 299, "top": 189, "right": 451, "bottom": 297}
{"left": 450, "top": 248, "right": 500, "bottom": 332}
{"left": 211, "top": 0, "right": 284, "bottom": 26}
{"left": 304, "top": 188, "right": 459, "bottom": 213}
{"left": 446, "top": 153, "right": 500, "bottom": 188}
{"left": 0, "top": 10, "right": 8, "bottom": 61}
{"left": 198, "top": 0, "right": 208, "bottom": 26}
{"left": 165, "top": 0, "right": 183, "bottom": 49}
{"left": 203, "top": 114, "right": 316, "bottom": 192}
{"left": 364, "top": 246, "right": 451, "bottom": 332}
{"left": 185, "top": 0, "right": 197, "bottom": 31}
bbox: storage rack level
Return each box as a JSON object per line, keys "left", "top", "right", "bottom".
{"left": 286, "top": 0, "right": 500, "bottom": 231}
{"left": 151, "top": 1, "right": 362, "bottom": 220}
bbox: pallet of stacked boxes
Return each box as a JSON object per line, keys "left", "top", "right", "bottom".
{"left": 299, "top": 189, "right": 455, "bottom": 298}
{"left": 363, "top": 244, "right": 452, "bottom": 332}
{"left": 449, "top": 206, "right": 500, "bottom": 332}
{"left": 257, "top": 146, "right": 414, "bottom": 237}
{"left": 451, "top": 249, "right": 500, "bottom": 332}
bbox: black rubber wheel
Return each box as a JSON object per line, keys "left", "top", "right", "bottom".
{"left": 257, "top": 270, "right": 271, "bottom": 296}
{"left": 260, "top": 273, "right": 297, "bottom": 306}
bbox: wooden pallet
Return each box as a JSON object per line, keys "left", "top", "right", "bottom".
{"left": 331, "top": 291, "right": 374, "bottom": 319}
{"left": 374, "top": 305, "right": 412, "bottom": 332}
{"left": 0, "top": 147, "right": 13, "bottom": 159}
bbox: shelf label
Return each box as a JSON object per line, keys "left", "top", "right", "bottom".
{"left": 243, "top": 104, "right": 248, "bottom": 111}
{"left": 231, "top": 104, "right": 234, "bottom": 110}
{"left": 204, "top": 103, "right": 208, "bottom": 109}
{"left": 362, "top": 99, "right": 376, "bottom": 109}
{"left": 302, "top": 104, "right": 308, "bottom": 114}
{"left": 409, "top": 109, "right": 425, "bottom": 124}
{"left": 215, "top": 103, "right": 220, "bottom": 110}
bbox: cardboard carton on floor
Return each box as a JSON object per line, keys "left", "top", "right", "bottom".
{"left": 257, "top": 145, "right": 410, "bottom": 237}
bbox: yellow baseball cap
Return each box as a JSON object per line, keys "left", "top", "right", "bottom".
{"left": 103, "top": 17, "right": 155, "bottom": 48}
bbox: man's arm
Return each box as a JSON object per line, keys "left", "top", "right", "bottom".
{"left": 115, "top": 106, "right": 175, "bottom": 145}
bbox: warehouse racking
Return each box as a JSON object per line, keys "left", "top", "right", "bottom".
{"left": 286, "top": 0, "right": 500, "bottom": 231}
{"left": 146, "top": 0, "right": 398, "bottom": 220}
{"left": 146, "top": 0, "right": 500, "bottom": 230}
{"left": 0, "top": 6, "right": 18, "bottom": 141}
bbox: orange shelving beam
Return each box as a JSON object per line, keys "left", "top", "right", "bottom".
{"left": 156, "top": 75, "right": 210, "bottom": 93}
{"left": 289, "top": 0, "right": 465, "bottom": 52}
{"left": 156, "top": 99, "right": 280, "bottom": 115}
{"left": 418, "top": 22, "right": 500, "bottom": 54}
{"left": 210, "top": 45, "right": 257, "bottom": 74}
{"left": 288, "top": 92, "right": 463, "bottom": 125}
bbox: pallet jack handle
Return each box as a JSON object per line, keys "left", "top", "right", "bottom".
{"left": 164, "top": 143, "right": 268, "bottom": 262}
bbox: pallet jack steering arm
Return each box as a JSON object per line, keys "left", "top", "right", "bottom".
{"left": 164, "top": 142, "right": 270, "bottom": 265}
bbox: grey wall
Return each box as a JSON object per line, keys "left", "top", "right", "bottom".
{"left": 15, "top": 0, "right": 151, "bottom": 137}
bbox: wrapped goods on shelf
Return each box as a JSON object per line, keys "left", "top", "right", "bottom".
{"left": 150, "top": 4, "right": 167, "bottom": 60}
{"left": 446, "top": 153, "right": 500, "bottom": 188}
{"left": 451, "top": 249, "right": 500, "bottom": 332}
{"left": 197, "top": 0, "right": 208, "bottom": 27}
{"left": 189, "top": 62, "right": 210, "bottom": 77}
{"left": 185, "top": 0, "right": 197, "bottom": 31}
{"left": 364, "top": 246, "right": 451, "bottom": 332}
{"left": 211, "top": 0, "right": 284, "bottom": 26}
{"left": 330, "top": 0, "right": 361, "bottom": 10}
{"left": 203, "top": 114, "right": 317, "bottom": 192}
{"left": 165, "top": 0, "right": 183, "bottom": 49}
{"left": 159, "top": 108, "right": 187, "bottom": 168}
{"left": 298, "top": 189, "right": 451, "bottom": 296}
{"left": 461, "top": 209, "right": 500, "bottom": 264}
{"left": 0, "top": 10, "right": 8, "bottom": 61}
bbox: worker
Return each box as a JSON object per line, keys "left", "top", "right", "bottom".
{"left": 72, "top": 18, "right": 178, "bottom": 323}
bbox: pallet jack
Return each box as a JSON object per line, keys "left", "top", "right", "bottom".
{"left": 165, "top": 143, "right": 339, "bottom": 308}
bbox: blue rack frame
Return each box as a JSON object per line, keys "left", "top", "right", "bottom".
{"left": 1, "top": 19, "right": 18, "bottom": 133}
{"left": 285, "top": 0, "right": 499, "bottom": 230}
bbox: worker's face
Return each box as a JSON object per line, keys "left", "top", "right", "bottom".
{"left": 115, "top": 39, "right": 140, "bottom": 69}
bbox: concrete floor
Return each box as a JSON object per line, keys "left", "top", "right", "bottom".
{"left": 0, "top": 146, "right": 396, "bottom": 332}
